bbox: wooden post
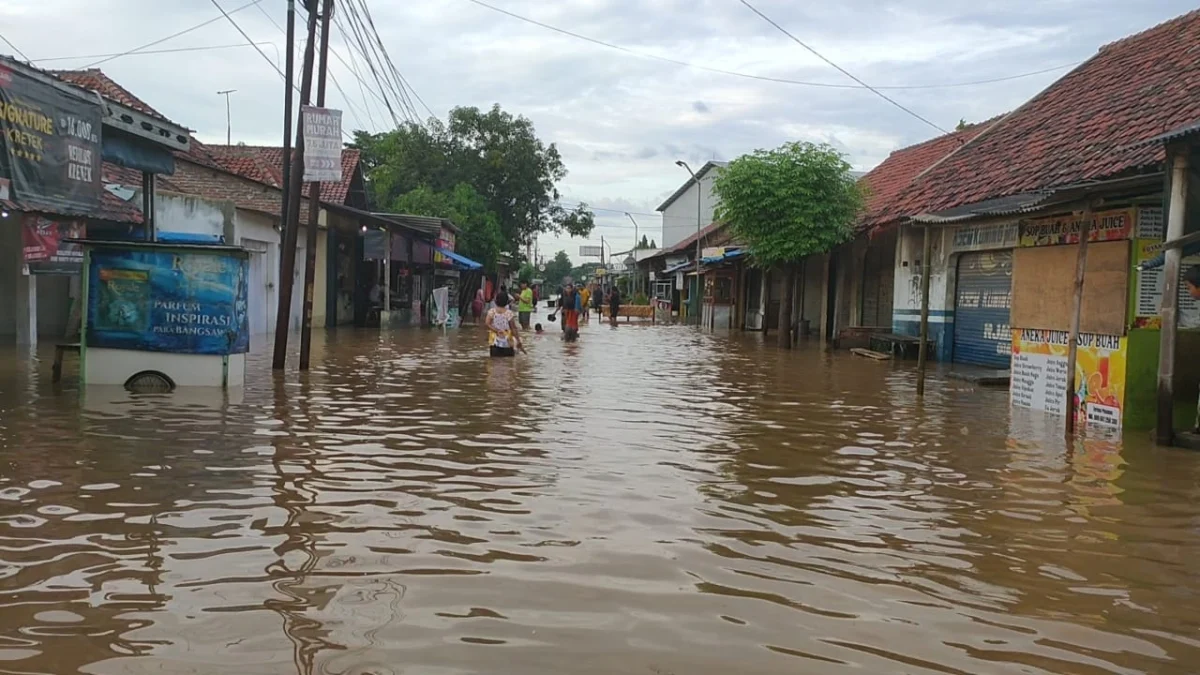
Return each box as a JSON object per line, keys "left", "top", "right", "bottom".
{"left": 1064, "top": 207, "right": 1093, "bottom": 435}
{"left": 1157, "top": 150, "right": 1190, "bottom": 444}
{"left": 299, "top": 0, "right": 334, "bottom": 371}
{"left": 916, "top": 225, "right": 933, "bottom": 397}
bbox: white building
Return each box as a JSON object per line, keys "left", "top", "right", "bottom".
{"left": 656, "top": 161, "right": 726, "bottom": 249}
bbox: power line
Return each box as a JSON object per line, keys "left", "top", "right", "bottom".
{"left": 0, "top": 32, "right": 30, "bottom": 61}
{"left": 356, "top": 0, "right": 436, "bottom": 120}
{"left": 738, "top": 0, "right": 947, "bottom": 134}
{"left": 461, "top": 0, "right": 1072, "bottom": 92}
{"left": 250, "top": 2, "right": 368, "bottom": 131}
{"left": 208, "top": 0, "right": 285, "bottom": 79}
{"left": 32, "top": 42, "right": 276, "bottom": 64}
{"left": 334, "top": 4, "right": 406, "bottom": 126}
{"left": 84, "top": 0, "right": 264, "bottom": 68}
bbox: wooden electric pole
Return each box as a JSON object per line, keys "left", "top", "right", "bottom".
{"left": 299, "top": 0, "right": 334, "bottom": 371}
{"left": 272, "top": 1, "right": 319, "bottom": 370}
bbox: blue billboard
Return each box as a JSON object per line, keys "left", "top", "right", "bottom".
{"left": 86, "top": 247, "right": 249, "bottom": 355}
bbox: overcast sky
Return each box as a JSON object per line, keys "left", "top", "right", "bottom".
{"left": 2, "top": 0, "right": 1195, "bottom": 261}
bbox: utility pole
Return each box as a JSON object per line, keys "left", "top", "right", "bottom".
{"left": 272, "top": 0, "right": 319, "bottom": 371}
{"left": 299, "top": 0, "right": 334, "bottom": 371}
{"left": 217, "top": 89, "right": 237, "bottom": 145}
{"left": 626, "top": 212, "right": 640, "bottom": 297}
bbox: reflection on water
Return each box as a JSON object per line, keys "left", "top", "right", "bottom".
{"left": 2, "top": 313, "right": 1200, "bottom": 674}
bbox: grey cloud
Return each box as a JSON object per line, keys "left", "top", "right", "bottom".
{"left": 692, "top": 101, "right": 710, "bottom": 114}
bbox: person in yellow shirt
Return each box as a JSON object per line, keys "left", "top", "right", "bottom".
{"left": 580, "top": 285, "right": 592, "bottom": 324}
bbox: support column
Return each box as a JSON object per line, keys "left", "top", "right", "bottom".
{"left": 1157, "top": 150, "right": 1189, "bottom": 445}
{"left": 15, "top": 265, "right": 36, "bottom": 346}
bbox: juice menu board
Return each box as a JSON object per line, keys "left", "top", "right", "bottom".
{"left": 1010, "top": 329, "right": 1127, "bottom": 429}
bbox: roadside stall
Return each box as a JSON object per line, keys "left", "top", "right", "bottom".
{"left": 77, "top": 240, "right": 249, "bottom": 390}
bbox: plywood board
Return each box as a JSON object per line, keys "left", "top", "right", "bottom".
{"left": 1011, "top": 240, "right": 1129, "bottom": 336}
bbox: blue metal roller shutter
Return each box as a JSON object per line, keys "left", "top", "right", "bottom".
{"left": 953, "top": 251, "right": 1013, "bottom": 368}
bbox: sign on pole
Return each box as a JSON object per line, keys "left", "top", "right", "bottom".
{"left": 579, "top": 245, "right": 603, "bottom": 257}
{"left": 301, "top": 105, "right": 343, "bottom": 182}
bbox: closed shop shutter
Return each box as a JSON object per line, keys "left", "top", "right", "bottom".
{"left": 953, "top": 251, "right": 1013, "bottom": 368}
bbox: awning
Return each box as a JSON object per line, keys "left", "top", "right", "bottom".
{"left": 701, "top": 248, "right": 747, "bottom": 265}
{"left": 662, "top": 261, "right": 693, "bottom": 275}
{"left": 436, "top": 247, "right": 482, "bottom": 270}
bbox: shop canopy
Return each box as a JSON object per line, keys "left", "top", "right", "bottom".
{"left": 436, "top": 247, "right": 482, "bottom": 270}
{"left": 701, "top": 248, "right": 747, "bottom": 266}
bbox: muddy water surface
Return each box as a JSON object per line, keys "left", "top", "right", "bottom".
{"left": 1, "top": 312, "right": 1199, "bottom": 674}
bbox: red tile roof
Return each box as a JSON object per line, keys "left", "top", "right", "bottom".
{"left": 204, "top": 145, "right": 362, "bottom": 204}
{"left": 857, "top": 121, "right": 996, "bottom": 229}
{"left": 895, "top": 10, "right": 1200, "bottom": 216}
{"left": 50, "top": 68, "right": 181, "bottom": 126}
{"left": 169, "top": 157, "right": 315, "bottom": 225}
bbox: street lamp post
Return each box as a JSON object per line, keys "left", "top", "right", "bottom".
{"left": 625, "top": 212, "right": 640, "bottom": 297}
{"left": 217, "top": 89, "right": 237, "bottom": 145}
{"left": 675, "top": 160, "right": 702, "bottom": 323}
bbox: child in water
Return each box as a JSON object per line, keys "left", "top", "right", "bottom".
{"left": 485, "top": 293, "right": 524, "bottom": 357}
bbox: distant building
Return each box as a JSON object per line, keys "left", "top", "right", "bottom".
{"left": 656, "top": 161, "right": 726, "bottom": 249}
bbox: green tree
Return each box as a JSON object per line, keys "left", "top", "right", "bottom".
{"left": 713, "top": 141, "right": 864, "bottom": 348}
{"left": 543, "top": 250, "right": 574, "bottom": 287}
{"left": 638, "top": 235, "right": 650, "bottom": 249}
{"left": 650, "top": 239, "right": 656, "bottom": 248}
{"left": 517, "top": 262, "right": 536, "bottom": 283}
{"left": 392, "top": 183, "right": 505, "bottom": 272}
{"left": 352, "top": 105, "right": 594, "bottom": 258}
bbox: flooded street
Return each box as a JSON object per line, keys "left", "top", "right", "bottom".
{"left": 2, "top": 312, "right": 1200, "bottom": 675}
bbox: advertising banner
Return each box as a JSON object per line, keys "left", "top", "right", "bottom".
{"left": 0, "top": 60, "right": 103, "bottom": 213}
{"left": 86, "top": 248, "right": 249, "bottom": 355}
{"left": 1010, "top": 328, "right": 1127, "bottom": 429}
{"left": 950, "top": 221, "right": 1018, "bottom": 253}
{"left": 301, "top": 105, "right": 342, "bottom": 182}
{"left": 1019, "top": 208, "right": 1134, "bottom": 247}
{"left": 21, "top": 213, "right": 85, "bottom": 273}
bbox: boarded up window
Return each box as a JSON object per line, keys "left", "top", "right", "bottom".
{"left": 1010, "top": 240, "right": 1129, "bottom": 336}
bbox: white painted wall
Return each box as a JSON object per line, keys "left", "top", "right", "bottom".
{"left": 231, "top": 210, "right": 281, "bottom": 339}
{"left": 155, "top": 191, "right": 234, "bottom": 241}
{"left": 85, "top": 348, "right": 245, "bottom": 388}
{"left": 661, "top": 167, "right": 722, "bottom": 249}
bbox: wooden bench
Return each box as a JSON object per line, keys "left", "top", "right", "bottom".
{"left": 868, "top": 332, "right": 933, "bottom": 360}
{"left": 600, "top": 305, "right": 654, "bottom": 322}
{"left": 52, "top": 343, "right": 80, "bottom": 383}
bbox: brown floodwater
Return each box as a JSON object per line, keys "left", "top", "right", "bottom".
{"left": 1, "top": 310, "right": 1200, "bottom": 674}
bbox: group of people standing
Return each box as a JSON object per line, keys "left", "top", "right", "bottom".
{"left": 479, "top": 279, "right": 622, "bottom": 357}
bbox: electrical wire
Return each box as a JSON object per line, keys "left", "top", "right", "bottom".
{"left": 738, "top": 0, "right": 946, "bottom": 134}
{"left": 343, "top": 0, "right": 422, "bottom": 124}
{"left": 251, "top": 3, "right": 368, "bottom": 131}
{"left": 356, "top": 0, "right": 436, "bottom": 120}
{"left": 461, "top": 0, "right": 1074, "bottom": 92}
{"left": 334, "top": 3, "right": 406, "bottom": 126}
{"left": 0, "top": 31, "right": 30, "bottom": 61}
{"left": 32, "top": 42, "right": 276, "bottom": 64}
{"left": 84, "top": 0, "right": 264, "bottom": 68}
{"left": 208, "top": 0, "right": 286, "bottom": 79}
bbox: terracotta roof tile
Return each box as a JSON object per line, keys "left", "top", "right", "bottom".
{"left": 856, "top": 121, "right": 996, "bottom": 229}
{"left": 895, "top": 9, "right": 1200, "bottom": 216}
{"left": 50, "top": 68, "right": 181, "bottom": 126}
{"left": 204, "top": 145, "right": 362, "bottom": 204}
{"left": 169, "top": 158, "right": 315, "bottom": 226}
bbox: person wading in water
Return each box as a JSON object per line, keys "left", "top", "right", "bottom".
{"left": 486, "top": 292, "right": 525, "bottom": 357}
{"left": 558, "top": 282, "right": 582, "bottom": 341}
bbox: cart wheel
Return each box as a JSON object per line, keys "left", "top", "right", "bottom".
{"left": 125, "top": 371, "right": 175, "bottom": 393}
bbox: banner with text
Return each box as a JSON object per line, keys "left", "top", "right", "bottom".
{"left": 21, "top": 213, "right": 85, "bottom": 274}
{"left": 1019, "top": 208, "right": 1134, "bottom": 247}
{"left": 301, "top": 106, "right": 342, "bottom": 182}
{"left": 0, "top": 60, "right": 102, "bottom": 213}
{"left": 1010, "top": 328, "right": 1127, "bottom": 429}
{"left": 86, "top": 248, "right": 249, "bottom": 355}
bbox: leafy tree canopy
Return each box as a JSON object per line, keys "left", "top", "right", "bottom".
{"left": 543, "top": 250, "right": 574, "bottom": 287}
{"left": 713, "top": 141, "right": 863, "bottom": 268}
{"left": 352, "top": 104, "right": 594, "bottom": 264}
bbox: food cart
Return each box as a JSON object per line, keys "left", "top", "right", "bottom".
{"left": 77, "top": 240, "right": 250, "bottom": 390}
